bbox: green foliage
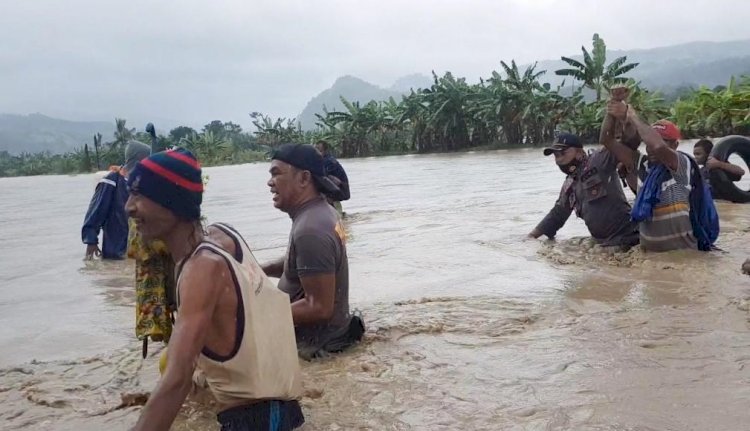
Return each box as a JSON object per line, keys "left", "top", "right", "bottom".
{"left": 169, "top": 126, "right": 197, "bottom": 142}
{"left": 250, "top": 112, "right": 305, "bottom": 149}
{"left": 555, "top": 33, "right": 639, "bottom": 102}
{"left": 2, "top": 34, "right": 747, "bottom": 177}
{"left": 671, "top": 75, "right": 750, "bottom": 137}
{"left": 179, "top": 131, "right": 231, "bottom": 166}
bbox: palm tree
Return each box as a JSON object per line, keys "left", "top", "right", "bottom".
{"left": 93, "top": 133, "right": 102, "bottom": 170}
{"left": 112, "top": 118, "right": 135, "bottom": 153}
{"left": 555, "top": 33, "right": 639, "bottom": 102}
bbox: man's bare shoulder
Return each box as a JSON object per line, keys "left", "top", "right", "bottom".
{"left": 179, "top": 249, "right": 232, "bottom": 291}
{"left": 206, "top": 225, "right": 238, "bottom": 257}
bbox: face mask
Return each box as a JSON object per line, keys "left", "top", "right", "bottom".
{"left": 558, "top": 159, "right": 581, "bottom": 176}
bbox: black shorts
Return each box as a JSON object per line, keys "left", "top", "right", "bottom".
{"left": 298, "top": 314, "right": 366, "bottom": 360}
{"left": 217, "top": 400, "right": 304, "bottom": 431}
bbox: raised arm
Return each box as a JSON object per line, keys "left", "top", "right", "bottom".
{"left": 599, "top": 110, "right": 637, "bottom": 169}
{"left": 625, "top": 108, "right": 679, "bottom": 171}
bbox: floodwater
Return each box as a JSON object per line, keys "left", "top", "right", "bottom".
{"left": 1, "top": 144, "right": 749, "bottom": 430}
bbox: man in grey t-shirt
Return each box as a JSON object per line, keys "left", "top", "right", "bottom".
{"left": 528, "top": 132, "right": 640, "bottom": 249}
{"left": 262, "top": 144, "right": 364, "bottom": 359}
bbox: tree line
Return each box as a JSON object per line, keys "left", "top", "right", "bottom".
{"left": 2, "top": 34, "right": 748, "bottom": 177}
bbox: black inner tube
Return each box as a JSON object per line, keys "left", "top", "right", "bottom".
{"left": 709, "top": 135, "right": 750, "bottom": 203}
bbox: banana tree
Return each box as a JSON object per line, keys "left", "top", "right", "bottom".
{"left": 250, "top": 112, "right": 303, "bottom": 149}
{"left": 394, "top": 90, "right": 430, "bottom": 152}
{"left": 317, "top": 97, "right": 383, "bottom": 156}
{"left": 179, "top": 131, "right": 229, "bottom": 165}
{"left": 555, "top": 33, "right": 639, "bottom": 102}
{"left": 420, "top": 71, "right": 473, "bottom": 152}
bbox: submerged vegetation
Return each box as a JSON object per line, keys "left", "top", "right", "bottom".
{"left": 2, "top": 34, "right": 749, "bottom": 177}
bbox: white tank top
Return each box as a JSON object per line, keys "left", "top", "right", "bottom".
{"left": 177, "top": 225, "right": 302, "bottom": 406}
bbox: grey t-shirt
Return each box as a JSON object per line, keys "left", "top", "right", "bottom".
{"left": 536, "top": 148, "right": 640, "bottom": 247}
{"left": 278, "top": 197, "right": 350, "bottom": 349}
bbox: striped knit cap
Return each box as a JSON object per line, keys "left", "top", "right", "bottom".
{"left": 127, "top": 148, "right": 203, "bottom": 221}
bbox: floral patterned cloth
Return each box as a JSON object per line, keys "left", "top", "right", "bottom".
{"left": 127, "top": 218, "right": 175, "bottom": 343}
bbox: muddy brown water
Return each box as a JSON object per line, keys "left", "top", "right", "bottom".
{"left": 1, "top": 144, "right": 749, "bottom": 430}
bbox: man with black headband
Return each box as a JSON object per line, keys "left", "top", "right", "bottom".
{"left": 128, "top": 148, "right": 304, "bottom": 431}
{"left": 528, "top": 132, "right": 639, "bottom": 250}
{"left": 263, "top": 143, "right": 365, "bottom": 359}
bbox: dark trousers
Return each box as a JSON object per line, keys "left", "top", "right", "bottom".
{"left": 298, "top": 314, "right": 365, "bottom": 360}
{"left": 217, "top": 400, "right": 304, "bottom": 431}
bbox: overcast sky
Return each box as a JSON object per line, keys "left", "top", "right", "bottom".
{"left": 1, "top": 0, "right": 748, "bottom": 130}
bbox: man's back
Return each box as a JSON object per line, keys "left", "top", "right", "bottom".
{"left": 81, "top": 170, "right": 129, "bottom": 259}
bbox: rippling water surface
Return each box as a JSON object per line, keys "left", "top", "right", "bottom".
{"left": 1, "top": 144, "right": 749, "bottom": 430}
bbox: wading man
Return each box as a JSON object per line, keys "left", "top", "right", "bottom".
{"left": 603, "top": 101, "right": 718, "bottom": 252}
{"left": 528, "top": 132, "right": 640, "bottom": 250}
{"left": 263, "top": 144, "right": 365, "bottom": 360}
{"left": 82, "top": 140, "right": 150, "bottom": 259}
{"left": 129, "top": 148, "right": 304, "bottom": 431}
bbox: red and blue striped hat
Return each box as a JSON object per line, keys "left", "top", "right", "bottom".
{"left": 127, "top": 147, "right": 203, "bottom": 221}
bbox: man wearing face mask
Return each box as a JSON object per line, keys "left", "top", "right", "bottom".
{"left": 528, "top": 132, "right": 640, "bottom": 249}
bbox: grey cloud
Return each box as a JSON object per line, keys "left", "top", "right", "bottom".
{"left": 1, "top": 0, "right": 748, "bottom": 130}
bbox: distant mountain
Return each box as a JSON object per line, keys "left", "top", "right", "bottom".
{"left": 389, "top": 73, "right": 433, "bottom": 93}
{"left": 532, "top": 39, "right": 750, "bottom": 90}
{"left": 297, "top": 40, "right": 750, "bottom": 131}
{"left": 296, "top": 76, "right": 408, "bottom": 130}
{"left": 0, "top": 114, "right": 115, "bottom": 155}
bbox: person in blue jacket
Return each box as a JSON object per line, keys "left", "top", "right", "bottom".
{"left": 82, "top": 140, "right": 151, "bottom": 259}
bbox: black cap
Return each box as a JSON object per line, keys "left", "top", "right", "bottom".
{"left": 270, "top": 143, "right": 341, "bottom": 196}
{"left": 543, "top": 132, "right": 582, "bottom": 156}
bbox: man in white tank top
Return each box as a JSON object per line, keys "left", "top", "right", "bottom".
{"left": 126, "top": 148, "right": 304, "bottom": 431}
